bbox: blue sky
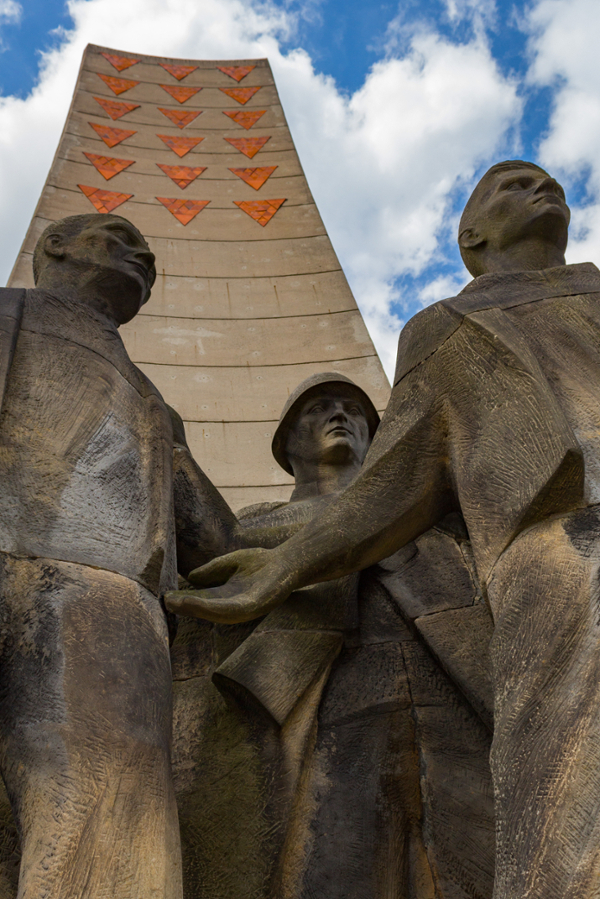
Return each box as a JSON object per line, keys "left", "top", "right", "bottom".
{"left": 0, "top": 0, "right": 599, "bottom": 376}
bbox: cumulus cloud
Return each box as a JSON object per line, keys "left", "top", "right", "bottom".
{"left": 527, "top": 0, "right": 600, "bottom": 263}
{"left": 0, "top": 0, "right": 522, "bottom": 376}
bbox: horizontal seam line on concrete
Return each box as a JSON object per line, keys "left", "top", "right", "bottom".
{"left": 29, "top": 212, "right": 330, "bottom": 245}
{"left": 129, "top": 353, "right": 378, "bottom": 368}
{"left": 56, "top": 158, "right": 305, "bottom": 184}
{"left": 134, "top": 308, "right": 358, "bottom": 322}
{"left": 17, "top": 255, "right": 343, "bottom": 282}
{"left": 81, "top": 72, "right": 276, "bottom": 87}
{"left": 211, "top": 485, "right": 293, "bottom": 489}
{"left": 68, "top": 119, "right": 291, "bottom": 137}
{"left": 77, "top": 89, "right": 280, "bottom": 114}
{"left": 15, "top": 248, "right": 344, "bottom": 280}
{"left": 46, "top": 181, "right": 315, "bottom": 208}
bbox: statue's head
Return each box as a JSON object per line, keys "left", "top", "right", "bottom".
{"left": 271, "top": 373, "right": 380, "bottom": 479}
{"left": 458, "top": 160, "right": 570, "bottom": 277}
{"left": 33, "top": 213, "right": 156, "bottom": 325}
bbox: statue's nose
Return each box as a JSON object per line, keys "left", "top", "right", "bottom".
{"left": 135, "top": 248, "right": 156, "bottom": 268}
{"left": 536, "top": 177, "right": 561, "bottom": 195}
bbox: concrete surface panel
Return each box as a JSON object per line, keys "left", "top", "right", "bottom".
{"left": 7, "top": 45, "right": 390, "bottom": 501}
{"left": 121, "top": 309, "right": 373, "bottom": 367}
{"left": 138, "top": 355, "right": 390, "bottom": 422}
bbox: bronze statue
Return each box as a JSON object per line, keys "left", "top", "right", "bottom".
{"left": 170, "top": 373, "right": 494, "bottom": 899}
{"left": 167, "top": 161, "right": 600, "bottom": 898}
{"left": 0, "top": 213, "right": 187, "bottom": 899}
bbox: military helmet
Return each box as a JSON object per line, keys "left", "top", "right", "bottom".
{"left": 271, "top": 372, "right": 380, "bottom": 475}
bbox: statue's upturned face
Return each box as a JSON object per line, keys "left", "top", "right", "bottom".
{"left": 474, "top": 165, "right": 570, "bottom": 254}
{"left": 285, "top": 386, "right": 371, "bottom": 470}
{"left": 59, "top": 217, "right": 156, "bottom": 322}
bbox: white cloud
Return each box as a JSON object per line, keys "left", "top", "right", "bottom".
{"left": 0, "top": 0, "right": 21, "bottom": 23}
{"left": 0, "top": 0, "right": 21, "bottom": 49}
{"left": 527, "top": 0, "right": 600, "bottom": 263}
{"left": 0, "top": 0, "right": 521, "bottom": 377}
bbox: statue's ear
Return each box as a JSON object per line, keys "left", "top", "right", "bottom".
{"left": 43, "top": 232, "right": 66, "bottom": 260}
{"left": 458, "top": 227, "right": 485, "bottom": 250}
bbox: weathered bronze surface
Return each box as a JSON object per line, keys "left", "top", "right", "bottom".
{"left": 168, "top": 161, "right": 600, "bottom": 898}
{"left": 170, "top": 374, "right": 494, "bottom": 898}
{"left": 0, "top": 214, "right": 184, "bottom": 899}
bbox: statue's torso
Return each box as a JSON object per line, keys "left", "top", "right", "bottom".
{"left": 0, "top": 289, "right": 176, "bottom": 594}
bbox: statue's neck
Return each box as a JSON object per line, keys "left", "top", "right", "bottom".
{"left": 477, "top": 237, "right": 566, "bottom": 276}
{"left": 289, "top": 460, "right": 361, "bottom": 503}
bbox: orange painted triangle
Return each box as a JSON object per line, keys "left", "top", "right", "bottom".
{"left": 83, "top": 152, "right": 135, "bottom": 181}
{"left": 160, "top": 84, "right": 201, "bottom": 104}
{"left": 224, "top": 136, "right": 270, "bottom": 159}
{"left": 94, "top": 97, "right": 140, "bottom": 120}
{"left": 234, "top": 199, "right": 286, "bottom": 226}
{"left": 217, "top": 65, "right": 256, "bottom": 82}
{"left": 78, "top": 184, "right": 133, "bottom": 213}
{"left": 223, "top": 109, "right": 265, "bottom": 130}
{"left": 89, "top": 122, "right": 136, "bottom": 148}
{"left": 158, "top": 108, "right": 202, "bottom": 129}
{"left": 230, "top": 166, "right": 277, "bottom": 190}
{"left": 100, "top": 52, "right": 139, "bottom": 72}
{"left": 157, "top": 163, "right": 206, "bottom": 189}
{"left": 157, "top": 197, "right": 210, "bottom": 225}
{"left": 159, "top": 63, "right": 198, "bottom": 81}
{"left": 97, "top": 73, "right": 139, "bottom": 95}
{"left": 157, "top": 134, "right": 204, "bottom": 157}
{"left": 220, "top": 86, "right": 261, "bottom": 105}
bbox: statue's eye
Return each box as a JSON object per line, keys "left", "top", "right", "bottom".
{"left": 308, "top": 405, "right": 324, "bottom": 414}
{"left": 506, "top": 180, "right": 523, "bottom": 190}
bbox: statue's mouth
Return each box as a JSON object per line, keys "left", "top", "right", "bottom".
{"left": 327, "top": 426, "right": 351, "bottom": 436}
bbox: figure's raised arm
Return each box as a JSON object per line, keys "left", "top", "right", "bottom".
{"left": 165, "top": 358, "right": 454, "bottom": 622}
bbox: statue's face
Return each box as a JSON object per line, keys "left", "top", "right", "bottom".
{"left": 285, "top": 386, "right": 371, "bottom": 470}
{"left": 57, "top": 217, "right": 156, "bottom": 323}
{"left": 474, "top": 165, "right": 570, "bottom": 254}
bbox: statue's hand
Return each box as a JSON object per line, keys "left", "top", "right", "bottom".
{"left": 164, "top": 547, "right": 290, "bottom": 623}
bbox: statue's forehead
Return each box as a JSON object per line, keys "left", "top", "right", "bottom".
{"left": 476, "top": 164, "right": 551, "bottom": 200}
{"left": 78, "top": 216, "right": 148, "bottom": 245}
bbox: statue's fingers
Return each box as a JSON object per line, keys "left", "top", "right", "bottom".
{"left": 186, "top": 554, "right": 241, "bottom": 588}
{"left": 164, "top": 589, "right": 261, "bottom": 624}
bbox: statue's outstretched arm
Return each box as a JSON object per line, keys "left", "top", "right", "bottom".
{"left": 166, "top": 366, "right": 453, "bottom": 622}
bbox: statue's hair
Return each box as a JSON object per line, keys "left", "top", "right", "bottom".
{"left": 457, "top": 160, "right": 551, "bottom": 277}
{"left": 32, "top": 213, "right": 152, "bottom": 284}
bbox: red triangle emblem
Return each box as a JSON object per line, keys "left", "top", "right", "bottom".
{"left": 157, "top": 164, "right": 206, "bottom": 189}
{"left": 224, "top": 136, "right": 270, "bottom": 158}
{"left": 157, "top": 134, "right": 204, "bottom": 157}
{"left": 220, "top": 86, "right": 261, "bottom": 105}
{"left": 234, "top": 199, "right": 286, "bottom": 226}
{"left": 89, "top": 123, "right": 136, "bottom": 148}
{"left": 157, "top": 197, "right": 210, "bottom": 225}
{"left": 217, "top": 65, "right": 256, "bottom": 82}
{"left": 230, "top": 166, "right": 277, "bottom": 190}
{"left": 97, "top": 73, "right": 139, "bottom": 95}
{"left": 223, "top": 110, "right": 265, "bottom": 130}
{"left": 78, "top": 184, "right": 133, "bottom": 213}
{"left": 94, "top": 97, "right": 140, "bottom": 120}
{"left": 160, "top": 84, "right": 201, "bottom": 104}
{"left": 84, "top": 152, "right": 135, "bottom": 181}
{"left": 159, "top": 63, "right": 198, "bottom": 81}
{"left": 158, "top": 108, "right": 202, "bottom": 129}
{"left": 100, "top": 52, "right": 139, "bottom": 72}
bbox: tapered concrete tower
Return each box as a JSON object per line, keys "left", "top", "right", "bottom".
{"left": 8, "top": 44, "right": 389, "bottom": 508}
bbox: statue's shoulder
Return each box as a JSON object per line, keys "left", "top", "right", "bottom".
{"left": 0, "top": 287, "right": 27, "bottom": 323}
{"left": 394, "top": 299, "right": 464, "bottom": 384}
